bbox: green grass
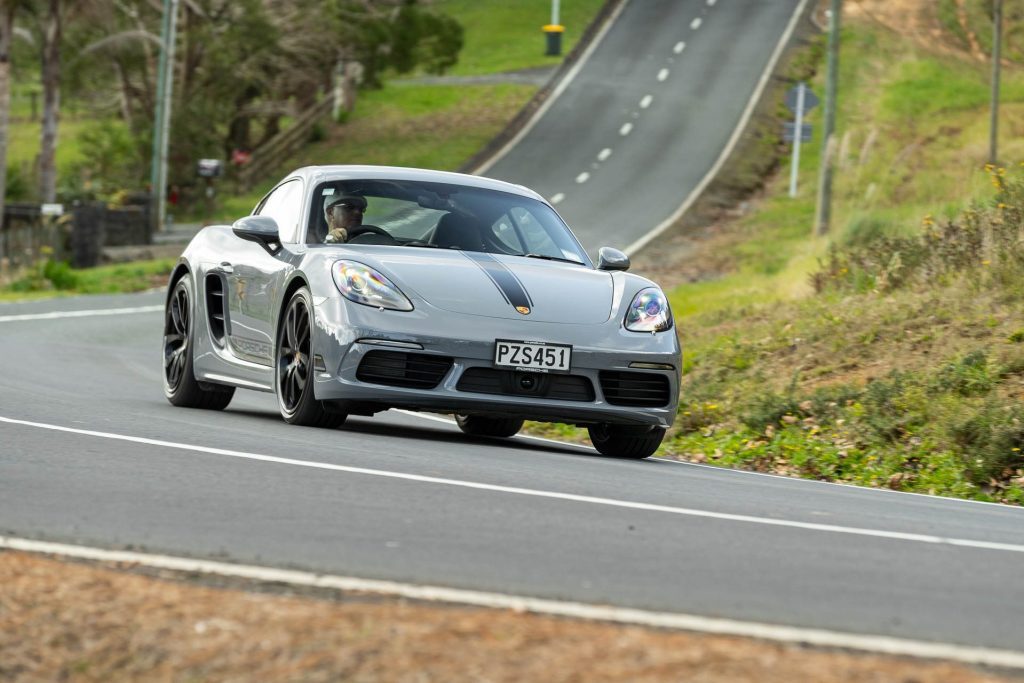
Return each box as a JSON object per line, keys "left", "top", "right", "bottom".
{"left": 0, "top": 258, "right": 175, "bottom": 300}
{"left": 190, "top": 82, "right": 536, "bottom": 222}
{"left": 436, "top": 0, "right": 608, "bottom": 75}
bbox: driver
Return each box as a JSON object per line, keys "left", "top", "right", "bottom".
{"left": 324, "top": 193, "right": 367, "bottom": 243}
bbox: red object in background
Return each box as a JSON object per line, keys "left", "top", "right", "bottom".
{"left": 168, "top": 185, "right": 180, "bottom": 207}
{"left": 232, "top": 149, "right": 252, "bottom": 166}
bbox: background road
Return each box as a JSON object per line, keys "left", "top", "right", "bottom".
{"left": 2, "top": 293, "right": 1024, "bottom": 653}
{"left": 481, "top": 0, "right": 804, "bottom": 255}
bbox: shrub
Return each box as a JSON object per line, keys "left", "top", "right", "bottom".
{"left": 951, "top": 402, "right": 1024, "bottom": 485}
{"left": 933, "top": 350, "right": 995, "bottom": 397}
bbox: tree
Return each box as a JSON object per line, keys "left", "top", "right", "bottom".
{"left": 0, "top": 0, "right": 17, "bottom": 255}
{"left": 12, "top": 0, "right": 465, "bottom": 206}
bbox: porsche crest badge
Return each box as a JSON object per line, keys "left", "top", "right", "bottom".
{"left": 515, "top": 306, "right": 531, "bottom": 315}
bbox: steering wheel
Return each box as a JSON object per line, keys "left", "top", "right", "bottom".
{"left": 347, "top": 224, "right": 392, "bottom": 239}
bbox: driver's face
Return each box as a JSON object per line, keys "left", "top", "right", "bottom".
{"left": 329, "top": 203, "right": 364, "bottom": 229}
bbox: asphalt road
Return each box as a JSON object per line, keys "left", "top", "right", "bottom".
{"left": 481, "top": 0, "right": 805, "bottom": 255}
{"left": 3, "top": 292, "right": 1024, "bottom": 654}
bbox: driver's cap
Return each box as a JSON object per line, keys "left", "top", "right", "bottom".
{"left": 325, "top": 193, "right": 367, "bottom": 213}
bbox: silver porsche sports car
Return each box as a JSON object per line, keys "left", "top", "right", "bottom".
{"left": 163, "top": 166, "right": 680, "bottom": 458}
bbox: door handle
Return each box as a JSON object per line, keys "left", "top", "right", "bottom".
{"left": 219, "top": 261, "right": 234, "bottom": 274}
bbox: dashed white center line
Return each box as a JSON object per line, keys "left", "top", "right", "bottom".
{"left": 550, "top": 193, "right": 565, "bottom": 204}
{"left": 640, "top": 95, "right": 653, "bottom": 109}
{"left": 619, "top": 122, "right": 633, "bottom": 136}
{"left": 575, "top": 172, "right": 590, "bottom": 184}
{"left": 597, "top": 148, "right": 612, "bottom": 162}
{"left": 690, "top": 17, "right": 702, "bottom": 30}
{"left": 673, "top": 41, "right": 686, "bottom": 54}
{"left": 657, "top": 68, "right": 669, "bottom": 82}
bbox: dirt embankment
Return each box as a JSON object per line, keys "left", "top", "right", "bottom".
{"left": 3, "top": 551, "right": 1020, "bottom": 683}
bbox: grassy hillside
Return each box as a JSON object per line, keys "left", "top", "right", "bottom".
{"left": 654, "top": 4, "right": 1024, "bottom": 504}
{"left": 199, "top": 0, "right": 606, "bottom": 221}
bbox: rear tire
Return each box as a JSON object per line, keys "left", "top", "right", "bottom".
{"left": 588, "top": 424, "right": 665, "bottom": 459}
{"left": 276, "top": 287, "right": 347, "bottom": 428}
{"left": 163, "top": 276, "right": 235, "bottom": 410}
{"left": 456, "top": 414, "right": 525, "bottom": 438}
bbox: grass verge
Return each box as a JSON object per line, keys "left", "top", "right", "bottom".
{"left": 0, "top": 258, "right": 175, "bottom": 301}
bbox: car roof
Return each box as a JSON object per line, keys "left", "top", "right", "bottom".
{"left": 287, "top": 165, "right": 545, "bottom": 203}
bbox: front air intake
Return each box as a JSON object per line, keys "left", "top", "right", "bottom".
{"left": 356, "top": 351, "right": 453, "bottom": 389}
{"left": 599, "top": 371, "right": 671, "bottom": 407}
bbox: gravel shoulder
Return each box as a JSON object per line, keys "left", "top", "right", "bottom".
{"left": 2, "top": 551, "right": 1021, "bottom": 682}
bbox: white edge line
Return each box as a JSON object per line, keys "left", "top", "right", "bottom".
{"left": 0, "top": 305, "right": 163, "bottom": 323}
{"left": 394, "top": 411, "right": 1024, "bottom": 511}
{"left": 3, "top": 414, "right": 1024, "bottom": 554}
{"left": 471, "top": 0, "right": 632, "bottom": 175}
{"left": 622, "top": 0, "right": 813, "bottom": 256}
{"left": 3, "top": 536, "right": 1024, "bottom": 670}
{"left": 658, "top": 456, "right": 1024, "bottom": 511}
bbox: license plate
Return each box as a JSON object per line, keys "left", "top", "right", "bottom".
{"left": 494, "top": 340, "right": 572, "bottom": 373}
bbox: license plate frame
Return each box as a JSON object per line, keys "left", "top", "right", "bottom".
{"left": 493, "top": 339, "right": 572, "bottom": 373}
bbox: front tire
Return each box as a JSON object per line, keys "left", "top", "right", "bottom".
{"left": 455, "top": 414, "right": 524, "bottom": 438}
{"left": 276, "top": 287, "right": 346, "bottom": 428}
{"left": 163, "top": 276, "right": 234, "bottom": 410}
{"left": 588, "top": 424, "right": 665, "bottom": 459}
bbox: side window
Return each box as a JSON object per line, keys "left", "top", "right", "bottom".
{"left": 489, "top": 214, "right": 524, "bottom": 252}
{"left": 256, "top": 179, "right": 303, "bottom": 243}
{"left": 511, "top": 206, "right": 559, "bottom": 256}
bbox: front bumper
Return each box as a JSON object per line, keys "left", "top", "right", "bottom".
{"left": 310, "top": 296, "right": 681, "bottom": 427}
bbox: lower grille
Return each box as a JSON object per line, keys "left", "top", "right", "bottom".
{"left": 457, "top": 367, "right": 595, "bottom": 402}
{"left": 356, "top": 351, "right": 453, "bottom": 389}
{"left": 599, "top": 371, "right": 671, "bottom": 407}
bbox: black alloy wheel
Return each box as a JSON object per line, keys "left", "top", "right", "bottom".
{"left": 588, "top": 424, "right": 666, "bottom": 459}
{"left": 163, "top": 276, "right": 234, "bottom": 410}
{"left": 276, "top": 287, "right": 346, "bottom": 428}
{"left": 455, "top": 414, "right": 525, "bottom": 438}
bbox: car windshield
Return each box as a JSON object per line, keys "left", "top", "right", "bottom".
{"left": 307, "top": 179, "right": 588, "bottom": 265}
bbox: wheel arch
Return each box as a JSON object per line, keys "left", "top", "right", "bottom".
{"left": 275, "top": 273, "right": 312, "bottom": 348}
{"left": 165, "top": 260, "right": 191, "bottom": 306}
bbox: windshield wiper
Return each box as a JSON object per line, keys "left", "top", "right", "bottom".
{"left": 522, "top": 253, "right": 585, "bottom": 265}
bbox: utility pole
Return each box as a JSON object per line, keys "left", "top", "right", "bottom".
{"left": 814, "top": 0, "right": 841, "bottom": 236}
{"left": 990, "top": 0, "right": 1003, "bottom": 165}
{"left": 149, "top": 0, "right": 179, "bottom": 233}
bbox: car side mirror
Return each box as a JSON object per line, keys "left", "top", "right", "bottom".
{"left": 597, "top": 247, "right": 630, "bottom": 271}
{"left": 232, "top": 215, "right": 282, "bottom": 255}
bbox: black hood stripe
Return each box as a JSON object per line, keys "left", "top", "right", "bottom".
{"left": 463, "top": 251, "right": 533, "bottom": 311}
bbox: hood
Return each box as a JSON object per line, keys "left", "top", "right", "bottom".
{"left": 365, "top": 248, "right": 614, "bottom": 324}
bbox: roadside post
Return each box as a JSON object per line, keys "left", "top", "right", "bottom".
{"left": 784, "top": 82, "right": 818, "bottom": 197}
{"left": 197, "top": 159, "right": 223, "bottom": 225}
{"left": 40, "top": 202, "right": 64, "bottom": 260}
{"left": 543, "top": 0, "right": 564, "bottom": 55}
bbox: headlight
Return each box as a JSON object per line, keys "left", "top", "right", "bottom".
{"left": 624, "top": 287, "right": 672, "bottom": 332}
{"left": 331, "top": 260, "right": 413, "bottom": 311}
